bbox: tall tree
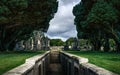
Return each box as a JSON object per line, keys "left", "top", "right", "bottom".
{"left": 0, "top": 0, "right": 58, "bottom": 51}
{"left": 50, "top": 39, "right": 65, "bottom": 46}
{"left": 86, "top": 0, "right": 118, "bottom": 51}
{"left": 73, "top": 0, "right": 119, "bottom": 51}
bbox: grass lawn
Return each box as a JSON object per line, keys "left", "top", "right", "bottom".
{"left": 0, "top": 51, "right": 44, "bottom": 75}
{"left": 66, "top": 51, "right": 120, "bottom": 74}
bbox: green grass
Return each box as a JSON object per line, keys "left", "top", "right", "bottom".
{"left": 0, "top": 51, "right": 44, "bottom": 75}
{"left": 66, "top": 51, "right": 120, "bottom": 74}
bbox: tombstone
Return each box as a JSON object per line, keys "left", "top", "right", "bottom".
{"left": 41, "top": 36, "right": 50, "bottom": 50}
{"left": 30, "top": 37, "right": 34, "bottom": 50}
{"left": 15, "top": 30, "right": 50, "bottom": 51}
{"left": 24, "top": 38, "right": 33, "bottom": 50}
{"left": 32, "top": 30, "right": 50, "bottom": 50}
{"left": 44, "top": 37, "right": 49, "bottom": 50}
{"left": 15, "top": 40, "right": 24, "bottom": 50}
{"left": 77, "top": 40, "right": 81, "bottom": 50}
{"left": 45, "top": 37, "right": 50, "bottom": 50}
{"left": 64, "top": 42, "right": 69, "bottom": 50}
{"left": 72, "top": 38, "right": 79, "bottom": 50}
{"left": 32, "top": 31, "right": 42, "bottom": 50}
{"left": 68, "top": 42, "right": 72, "bottom": 49}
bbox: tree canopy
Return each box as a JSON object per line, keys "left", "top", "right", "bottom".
{"left": 50, "top": 39, "right": 65, "bottom": 46}
{"left": 73, "top": 0, "right": 120, "bottom": 51}
{"left": 0, "top": 0, "right": 58, "bottom": 51}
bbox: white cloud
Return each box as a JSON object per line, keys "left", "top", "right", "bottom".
{"left": 60, "top": 0, "right": 80, "bottom": 5}
{"left": 46, "top": 0, "right": 81, "bottom": 41}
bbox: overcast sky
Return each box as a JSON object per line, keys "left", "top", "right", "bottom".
{"left": 46, "top": 0, "right": 81, "bottom": 41}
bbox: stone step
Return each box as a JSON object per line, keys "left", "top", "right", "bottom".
{"left": 50, "top": 51, "right": 60, "bottom": 63}
{"left": 46, "top": 51, "right": 65, "bottom": 75}
{"left": 46, "top": 64, "right": 65, "bottom": 75}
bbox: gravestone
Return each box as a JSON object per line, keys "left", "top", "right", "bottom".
{"left": 24, "top": 38, "right": 33, "bottom": 50}
{"left": 64, "top": 42, "right": 69, "bottom": 50}
{"left": 33, "top": 31, "right": 44, "bottom": 50}
{"left": 15, "top": 40, "right": 24, "bottom": 50}
{"left": 41, "top": 36, "right": 50, "bottom": 50}
{"left": 72, "top": 38, "right": 79, "bottom": 50}
{"left": 32, "top": 31, "right": 50, "bottom": 50}
{"left": 14, "top": 31, "right": 50, "bottom": 51}
{"left": 44, "top": 37, "right": 50, "bottom": 50}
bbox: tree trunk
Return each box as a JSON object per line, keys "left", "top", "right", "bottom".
{"left": 91, "top": 40, "right": 101, "bottom": 51}
{"left": 104, "top": 38, "right": 110, "bottom": 52}
{"left": 94, "top": 42, "right": 101, "bottom": 51}
{"left": 0, "top": 40, "right": 4, "bottom": 51}
{"left": 0, "top": 25, "right": 6, "bottom": 51}
{"left": 0, "top": 24, "right": 23, "bottom": 51}
{"left": 115, "top": 41, "right": 120, "bottom": 52}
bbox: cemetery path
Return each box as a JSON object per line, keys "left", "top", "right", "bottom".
{"left": 46, "top": 50, "right": 65, "bottom": 75}
{"left": 47, "top": 63, "right": 64, "bottom": 75}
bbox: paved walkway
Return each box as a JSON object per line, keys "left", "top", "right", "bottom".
{"left": 47, "top": 64, "right": 64, "bottom": 75}
{"left": 46, "top": 50, "right": 65, "bottom": 75}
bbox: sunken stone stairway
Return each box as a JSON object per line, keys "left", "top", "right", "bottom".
{"left": 47, "top": 50, "right": 118, "bottom": 75}
{"left": 46, "top": 50, "right": 65, "bottom": 75}
{"left": 3, "top": 49, "right": 118, "bottom": 75}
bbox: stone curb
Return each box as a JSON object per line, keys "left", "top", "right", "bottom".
{"left": 3, "top": 51, "right": 50, "bottom": 75}
{"left": 60, "top": 51, "right": 118, "bottom": 75}
{"left": 81, "top": 63, "right": 118, "bottom": 75}
{"left": 60, "top": 51, "right": 89, "bottom": 64}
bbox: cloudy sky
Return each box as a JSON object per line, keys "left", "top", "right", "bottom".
{"left": 46, "top": 0, "right": 81, "bottom": 41}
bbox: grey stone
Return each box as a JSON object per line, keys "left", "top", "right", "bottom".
{"left": 3, "top": 51, "right": 50, "bottom": 75}
{"left": 3, "top": 64, "right": 34, "bottom": 75}
{"left": 60, "top": 51, "right": 118, "bottom": 75}
{"left": 82, "top": 63, "right": 118, "bottom": 75}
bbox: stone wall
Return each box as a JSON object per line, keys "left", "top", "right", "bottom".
{"left": 3, "top": 51, "right": 50, "bottom": 75}
{"left": 60, "top": 51, "right": 118, "bottom": 75}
